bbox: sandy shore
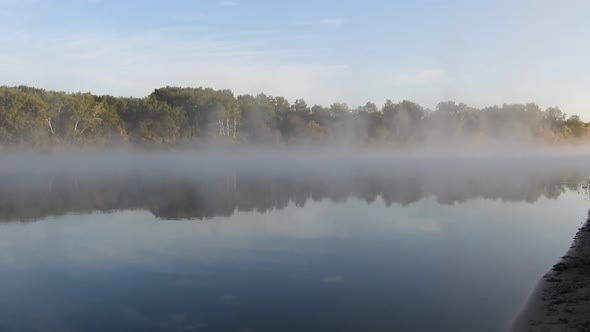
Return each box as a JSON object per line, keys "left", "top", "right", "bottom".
{"left": 512, "top": 212, "right": 590, "bottom": 331}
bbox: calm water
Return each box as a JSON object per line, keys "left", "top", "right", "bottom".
{"left": 0, "top": 153, "right": 589, "bottom": 332}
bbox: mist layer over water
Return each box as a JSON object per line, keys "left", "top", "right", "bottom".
{"left": 1, "top": 150, "right": 589, "bottom": 331}
{"left": 1, "top": 149, "right": 589, "bottom": 222}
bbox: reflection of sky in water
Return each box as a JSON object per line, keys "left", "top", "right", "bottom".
{"left": 0, "top": 193, "right": 587, "bottom": 332}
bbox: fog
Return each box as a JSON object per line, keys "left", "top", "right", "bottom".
{"left": 2, "top": 148, "right": 590, "bottom": 222}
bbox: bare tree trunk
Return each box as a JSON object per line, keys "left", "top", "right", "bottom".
{"left": 220, "top": 120, "right": 225, "bottom": 136}
{"left": 45, "top": 118, "right": 55, "bottom": 135}
{"left": 226, "top": 119, "right": 230, "bottom": 137}
{"left": 74, "top": 120, "right": 80, "bottom": 136}
{"left": 233, "top": 117, "right": 237, "bottom": 138}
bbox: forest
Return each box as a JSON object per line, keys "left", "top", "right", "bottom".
{"left": 0, "top": 85, "right": 588, "bottom": 148}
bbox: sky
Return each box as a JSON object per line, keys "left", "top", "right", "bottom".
{"left": 1, "top": 0, "right": 589, "bottom": 117}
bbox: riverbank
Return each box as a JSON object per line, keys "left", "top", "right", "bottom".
{"left": 512, "top": 213, "right": 590, "bottom": 331}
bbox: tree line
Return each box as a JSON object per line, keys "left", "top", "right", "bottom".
{"left": 0, "top": 85, "right": 587, "bottom": 148}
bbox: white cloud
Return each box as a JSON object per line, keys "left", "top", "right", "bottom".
{"left": 235, "top": 29, "right": 273, "bottom": 36}
{"left": 398, "top": 69, "right": 445, "bottom": 85}
{"left": 318, "top": 18, "right": 345, "bottom": 26}
{"left": 171, "top": 14, "right": 208, "bottom": 23}
{"left": 296, "top": 18, "right": 346, "bottom": 26}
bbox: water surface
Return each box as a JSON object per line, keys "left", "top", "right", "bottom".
{"left": 0, "top": 154, "right": 588, "bottom": 332}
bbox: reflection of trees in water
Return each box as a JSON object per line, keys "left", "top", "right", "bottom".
{"left": 0, "top": 166, "right": 585, "bottom": 222}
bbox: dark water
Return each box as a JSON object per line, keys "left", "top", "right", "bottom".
{"left": 0, "top": 153, "right": 589, "bottom": 332}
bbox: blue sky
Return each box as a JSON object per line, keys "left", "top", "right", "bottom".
{"left": 1, "top": 0, "right": 589, "bottom": 117}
